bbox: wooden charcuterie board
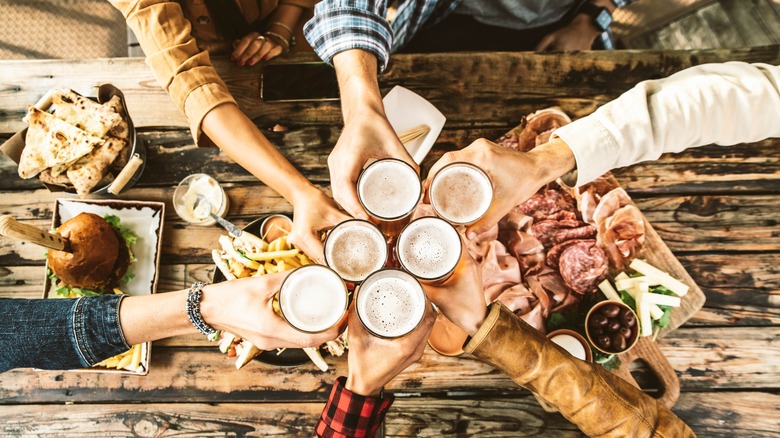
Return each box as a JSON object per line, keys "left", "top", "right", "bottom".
{"left": 498, "top": 121, "right": 706, "bottom": 409}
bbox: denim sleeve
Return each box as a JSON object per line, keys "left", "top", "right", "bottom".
{"left": 0, "top": 295, "right": 130, "bottom": 373}
{"left": 304, "top": 0, "right": 394, "bottom": 72}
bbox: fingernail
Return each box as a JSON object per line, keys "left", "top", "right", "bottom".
{"left": 238, "top": 61, "right": 245, "bottom": 67}
{"left": 466, "top": 231, "right": 476, "bottom": 240}
{"left": 248, "top": 60, "right": 256, "bottom": 66}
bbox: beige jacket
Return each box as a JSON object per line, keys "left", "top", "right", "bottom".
{"left": 109, "top": 0, "right": 316, "bottom": 144}
{"left": 464, "top": 302, "right": 696, "bottom": 437}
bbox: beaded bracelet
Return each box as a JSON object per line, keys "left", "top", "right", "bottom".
{"left": 186, "top": 282, "right": 220, "bottom": 341}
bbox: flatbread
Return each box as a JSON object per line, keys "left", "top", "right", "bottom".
{"left": 18, "top": 107, "right": 102, "bottom": 179}
{"left": 104, "top": 96, "right": 129, "bottom": 139}
{"left": 67, "top": 137, "right": 126, "bottom": 198}
{"left": 38, "top": 168, "right": 73, "bottom": 187}
{"left": 52, "top": 90, "right": 122, "bottom": 138}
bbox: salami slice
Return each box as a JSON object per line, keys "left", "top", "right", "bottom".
{"left": 558, "top": 240, "right": 608, "bottom": 294}
{"left": 519, "top": 187, "right": 577, "bottom": 221}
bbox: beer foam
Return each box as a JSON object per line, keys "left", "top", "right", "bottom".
{"left": 357, "top": 270, "right": 425, "bottom": 338}
{"left": 430, "top": 164, "right": 493, "bottom": 224}
{"left": 357, "top": 160, "right": 421, "bottom": 219}
{"left": 398, "top": 217, "right": 461, "bottom": 280}
{"left": 325, "top": 221, "right": 388, "bottom": 282}
{"left": 280, "top": 265, "right": 348, "bottom": 333}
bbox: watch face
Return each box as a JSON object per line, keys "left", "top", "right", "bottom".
{"left": 596, "top": 9, "right": 613, "bottom": 30}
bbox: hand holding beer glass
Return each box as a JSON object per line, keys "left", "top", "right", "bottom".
{"left": 426, "top": 138, "right": 567, "bottom": 239}
{"left": 357, "top": 158, "right": 422, "bottom": 236}
{"left": 346, "top": 273, "right": 436, "bottom": 396}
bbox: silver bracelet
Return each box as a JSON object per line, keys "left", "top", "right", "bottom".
{"left": 186, "top": 282, "right": 220, "bottom": 341}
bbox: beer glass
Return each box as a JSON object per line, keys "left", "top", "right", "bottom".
{"left": 396, "top": 216, "right": 462, "bottom": 284}
{"left": 323, "top": 219, "right": 388, "bottom": 283}
{"left": 355, "top": 269, "right": 427, "bottom": 339}
{"left": 277, "top": 264, "right": 349, "bottom": 333}
{"left": 357, "top": 158, "right": 422, "bottom": 236}
{"left": 429, "top": 162, "right": 493, "bottom": 226}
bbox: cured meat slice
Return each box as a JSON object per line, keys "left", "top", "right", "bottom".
{"left": 500, "top": 229, "right": 544, "bottom": 258}
{"left": 529, "top": 218, "right": 597, "bottom": 248}
{"left": 496, "top": 283, "right": 534, "bottom": 314}
{"left": 498, "top": 206, "right": 533, "bottom": 231}
{"left": 546, "top": 238, "right": 595, "bottom": 269}
{"left": 462, "top": 224, "right": 498, "bottom": 263}
{"left": 574, "top": 176, "right": 618, "bottom": 224}
{"left": 518, "top": 187, "right": 577, "bottom": 222}
{"left": 481, "top": 241, "right": 521, "bottom": 288}
{"left": 557, "top": 240, "right": 608, "bottom": 294}
{"left": 495, "top": 107, "right": 572, "bottom": 153}
{"left": 590, "top": 188, "right": 645, "bottom": 270}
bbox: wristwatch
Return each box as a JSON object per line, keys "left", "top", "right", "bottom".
{"left": 577, "top": 2, "right": 613, "bottom": 32}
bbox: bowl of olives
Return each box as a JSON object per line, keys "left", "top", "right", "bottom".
{"left": 585, "top": 301, "right": 639, "bottom": 355}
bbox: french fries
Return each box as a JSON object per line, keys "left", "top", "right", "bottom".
{"left": 213, "top": 226, "right": 324, "bottom": 369}
{"left": 94, "top": 343, "right": 144, "bottom": 372}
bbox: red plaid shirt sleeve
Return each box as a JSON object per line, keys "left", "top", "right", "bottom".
{"left": 316, "top": 376, "right": 395, "bottom": 438}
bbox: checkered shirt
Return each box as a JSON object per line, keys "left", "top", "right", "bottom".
{"left": 316, "top": 376, "right": 395, "bottom": 438}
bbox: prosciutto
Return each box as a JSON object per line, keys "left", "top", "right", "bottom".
{"left": 495, "top": 107, "right": 572, "bottom": 152}
{"left": 591, "top": 188, "right": 645, "bottom": 270}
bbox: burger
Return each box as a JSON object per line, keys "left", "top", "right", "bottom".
{"left": 48, "top": 212, "right": 137, "bottom": 296}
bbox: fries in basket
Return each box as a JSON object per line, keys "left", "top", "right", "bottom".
{"left": 211, "top": 227, "right": 347, "bottom": 370}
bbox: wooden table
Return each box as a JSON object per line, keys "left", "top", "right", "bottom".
{"left": 1, "top": 48, "right": 778, "bottom": 437}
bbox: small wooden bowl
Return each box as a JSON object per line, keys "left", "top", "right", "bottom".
{"left": 547, "top": 329, "right": 592, "bottom": 362}
{"left": 585, "top": 301, "right": 640, "bottom": 355}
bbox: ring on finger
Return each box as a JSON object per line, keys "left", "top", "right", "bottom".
{"left": 256, "top": 35, "right": 266, "bottom": 42}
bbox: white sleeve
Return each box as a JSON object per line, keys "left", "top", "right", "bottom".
{"left": 553, "top": 62, "right": 780, "bottom": 187}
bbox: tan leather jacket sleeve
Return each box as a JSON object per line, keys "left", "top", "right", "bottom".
{"left": 109, "top": 0, "right": 237, "bottom": 145}
{"left": 464, "top": 302, "right": 696, "bottom": 438}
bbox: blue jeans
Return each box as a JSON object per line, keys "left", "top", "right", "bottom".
{"left": 0, "top": 295, "right": 129, "bottom": 372}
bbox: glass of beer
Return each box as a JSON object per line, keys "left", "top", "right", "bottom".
{"left": 396, "top": 217, "right": 462, "bottom": 284}
{"left": 429, "top": 162, "right": 493, "bottom": 225}
{"left": 357, "top": 158, "right": 422, "bottom": 236}
{"left": 355, "top": 269, "right": 427, "bottom": 339}
{"left": 323, "top": 219, "right": 388, "bottom": 283}
{"left": 277, "top": 264, "right": 349, "bottom": 333}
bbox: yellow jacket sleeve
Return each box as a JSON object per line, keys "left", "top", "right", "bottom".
{"left": 109, "top": 0, "right": 237, "bottom": 145}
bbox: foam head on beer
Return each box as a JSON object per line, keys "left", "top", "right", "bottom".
{"left": 397, "top": 217, "right": 462, "bottom": 281}
{"left": 430, "top": 162, "right": 493, "bottom": 225}
{"left": 357, "top": 269, "right": 426, "bottom": 338}
{"left": 279, "top": 265, "right": 348, "bottom": 333}
{"left": 357, "top": 159, "right": 421, "bottom": 220}
{"left": 324, "top": 219, "right": 388, "bottom": 282}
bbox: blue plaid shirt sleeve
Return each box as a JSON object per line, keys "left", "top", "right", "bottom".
{"left": 304, "top": 0, "right": 394, "bottom": 72}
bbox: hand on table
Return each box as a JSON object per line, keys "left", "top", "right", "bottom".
{"left": 232, "top": 32, "right": 285, "bottom": 66}
{"left": 535, "top": 15, "right": 602, "bottom": 52}
{"left": 425, "top": 137, "right": 575, "bottom": 240}
{"left": 288, "top": 188, "right": 351, "bottom": 264}
{"left": 202, "top": 272, "right": 346, "bottom": 350}
{"left": 422, "top": 242, "right": 488, "bottom": 337}
{"left": 329, "top": 110, "right": 418, "bottom": 219}
{"left": 345, "top": 301, "right": 435, "bottom": 396}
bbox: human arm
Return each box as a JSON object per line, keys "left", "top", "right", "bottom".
{"left": 315, "top": 302, "right": 435, "bottom": 437}
{"left": 535, "top": 0, "right": 623, "bottom": 51}
{"left": 554, "top": 62, "right": 780, "bottom": 186}
{"left": 423, "top": 253, "right": 695, "bottom": 438}
{"left": 0, "top": 273, "right": 344, "bottom": 373}
{"left": 109, "top": 1, "right": 348, "bottom": 260}
{"left": 325, "top": 49, "right": 418, "bottom": 219}
{"left": 303, "top": 1, "right": 418, "bottom": 218}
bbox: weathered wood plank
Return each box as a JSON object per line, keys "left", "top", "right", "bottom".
{"left": 0, "top": 392, "right": 777, "bottom": 437}
{"left": 699, "top": 2, "right": 747, "bottom": 48}
{"left": 633, "top": 195, "right": 780, "bottom": 253}
{"left": 1, "top": 48, "right": 778, "bottom": 135}
{"left": 0, "top": 327, "right": 776, "bottom": 403}
{"left": 720, "top": 0, "right": 780, "bottom": 47}
{"left": 680, "top": 253, "right": 780, "bottom": 326}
